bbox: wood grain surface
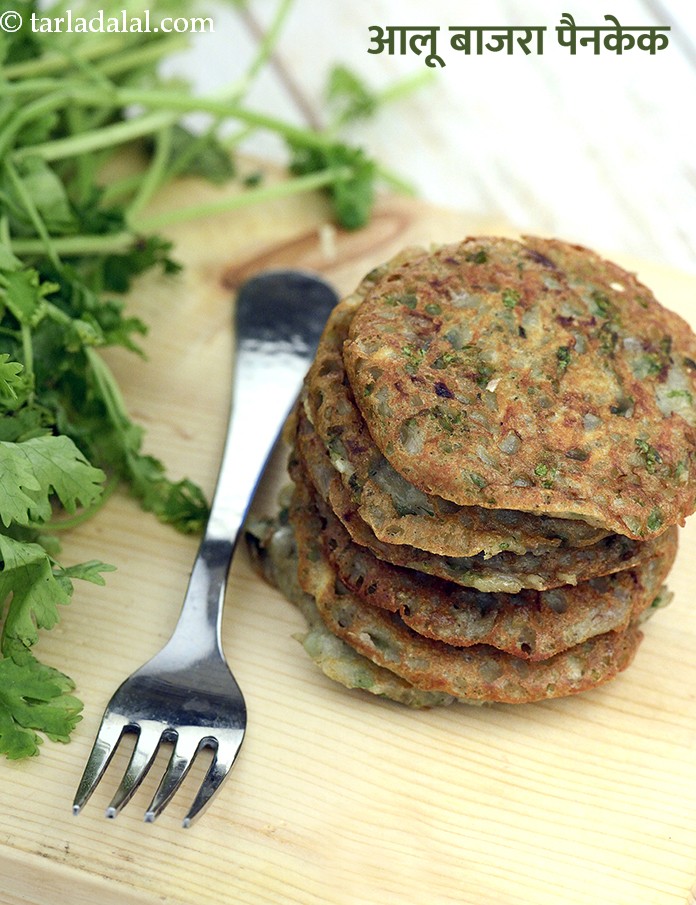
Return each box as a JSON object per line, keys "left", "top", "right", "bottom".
{"left": 2, "top": 174, "right": 696, "bottom": 905}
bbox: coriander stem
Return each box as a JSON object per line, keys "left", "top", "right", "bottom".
{"left": 0, "top": 216, "right": 11, "bottom": 247}
{"left": 126, "top": 125, "right": 173, "bottom": 220}
{"left": 10, "top": 86, "right": 333, "bottom": 165}
{"left": 20, "top": 324, "right": 34, "bottom": 402}
{"left": 44, "top": 302, "right": 72, "bottom": 326}
{"left": 3, "top": 35, "right": 128, "bottom": 79}
{"left": 13, "top": 109, "right": 178, "bottom": 163}
{"left": 11, "top": 232, "right": 136, "bottom": 258}
{"left": 100, "top": 173, "right": 146, "bottom": 205}
{"left": 375, "top": 164, "right": 416, "bottom": 196}
{"left": 98, "top": 34, "right": 190, "bottom": 78}
{"left": 0, "top": 89, "right": 78, "bottom": 159}
{"left": 86, "top": 347, "right": 147, "bottom": 483}
{"left": 86, "top": 347, "right": 131, "bottom": 430}
{"left": 222, "top": 124, "right": 258, "bottom": 149}
{"left": 1, "top": 78, "right": 82, "bottom": 96}
{"left": 2, "top": 35, "right": 177, "bottom": 96}
{"left": 13, "top": 166, "right": 357, "bottom": 253}
{"left": 377, "top": 68, "right": 437, "bottom": 105}
{"left": 132, "top": 167, "right": 350, "bottom": 232}
{"left": 235, "top": 0, "right": 295, "bottom": 100}
{"left": 154, "top": 123, "right": 222, "bottom": 183}
{"left": 118, "top": 88, "right": 329, "bottom": 149}
{"left": 3, "top": 160, "right": 62, "bottom": 270}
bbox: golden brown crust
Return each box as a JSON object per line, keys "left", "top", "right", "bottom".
{"left": 305, "top": 480, "right": 675, "bottom": 660}
{"left": 343, "top": 236, "right": 696, "bottom": 538}
{"left": 289, "top": 482, "right": 644, "bottom": 704}
{"left": 304, "top": 282, "right": 607, "bottom": 557}
{"left": 292, "top": 406, "right": 665, "bottom": 594}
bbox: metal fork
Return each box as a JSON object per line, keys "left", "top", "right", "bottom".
{"left": 72, "top": 270, "right": 339, "bottom": 827}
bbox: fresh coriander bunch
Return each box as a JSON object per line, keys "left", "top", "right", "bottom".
{"left": 0, "top": 0, "right": 431, "bottom": 758}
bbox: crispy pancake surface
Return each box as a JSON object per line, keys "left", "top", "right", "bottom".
{"left": 293, "top": 408, "right": 662, "bottom": 594}
{"left": 245, "top": 516, "right": 458, "bottom": 707}
{"left": 289, "top": 484, "right": 644, "bottom": 704}
{"left": 306, "top": 479, "right": 676, "bottom": 660}
{"left": 343, "top": 237, "right": 696, "bottom": 538}
{"left": 305, "top": 285, "right": 607, "bottom": 557}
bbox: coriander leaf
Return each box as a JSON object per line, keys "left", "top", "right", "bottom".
{"left": 150, "top": 124, "right": 236, "bottom": 184}
{"left": 1, "top": 267, "right": 56, "bottom": 328}
{"left": 71, "top": 187, "right": 127, "bottom": 237}
{"left": 56, "top": 559, "right": 116, "bottom": 587}
{"left": 0, "top": 654, "right": 82, "bottom": 759}
{"left": 101, "top": 235, "right": 182, "bottom": 294}
{"left": 326, "top": 64, "right": 379, "bottom": 125}
{"left": 65, "top": 316, "right": 105, "bottom": 351}
{"left": 127, "top": 454, "right": 209, "bottom": 533}
{"left": 85, "top": 347, "right": 208, "bottom": 533}
{"left": 0, "top": 157, "right": 76, "bottom": 237}
{"left": 288, "top": 141, "right": 376, "bottom": 230}
{"left": 331, "top": 148, "right": 376, "bottom": 231}
{"left": 97, "top": 304, "right": 148, "bottom": 354}
{"left": 0, "top": 354, "right": 24, "bottom": 401}
{"left": 0, "top": 435, "right": 106, "bottom": 528}
{"left": 34, "top": 260, "right": 148, "bottom": 354}
{"left": 14, "top": 110, "right": 60, "bottom": 152}
{"left": 0, "top": 533, "right": 72, "bottom": 654}
{"left": 0, "top": 403, "right": 51, "bottom": 441}
{"left": 0, "top": 7, "right": 41, "bottom": 73}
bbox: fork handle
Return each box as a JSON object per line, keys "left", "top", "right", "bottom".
{"left": 164, "top": 270, "right": 338, "bottom": 660}
{"left": 166, "top": 348, "right": 311, "bottom": 659}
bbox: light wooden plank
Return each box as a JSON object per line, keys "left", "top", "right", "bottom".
{"left": 2, "top": 175, "right": 696, "bottom": 905}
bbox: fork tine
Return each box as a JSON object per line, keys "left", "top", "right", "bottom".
{"left": 182, "top": 732, "right": 244, "bottom": 828}
{"left": 72, "top": 712, "right": 129, "bottom": 815}
{"left": 105, "top": 721, "right": 163, "bottom": 819}
{"left": 144, "top": 727, "right": 200, "bottom": 823}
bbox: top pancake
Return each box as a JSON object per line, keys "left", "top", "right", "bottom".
{"left": 343, "top": 236, "right": 696, "bottom": 539}
{"left": 304, "top": 275, "right": 607, "bottom": 558}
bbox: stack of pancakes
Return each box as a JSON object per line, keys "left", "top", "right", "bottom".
{"left": 254, "top": 236, "right": 696, "bottom": 706}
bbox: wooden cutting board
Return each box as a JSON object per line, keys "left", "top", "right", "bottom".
{"left": 3, "top": 170, "right": 696, "bottom": 905}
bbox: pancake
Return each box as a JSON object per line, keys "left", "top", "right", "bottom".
{"left": 343, "top": 236, "right": 696, "bottom": 538}
{"left": 293, "top": 407, "right": 663, "bottom": 594}
{"left": 305, "top": 478, "right": 676, "bottom": 660}
{"left": 245, "top": 515, "right": 457, "bottom": 708}
{"left": 305, "top": 282, "right": 607, "bottom": 558}
{"left": 289, "top": 486, "right": 645, "bottom": 704}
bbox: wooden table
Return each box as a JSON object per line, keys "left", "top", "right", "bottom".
{"left": 1, "top": 170, "right": 695, "bottom": 905}
{"left": 4, "top": 3, "right": 696, "bottom": 904}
